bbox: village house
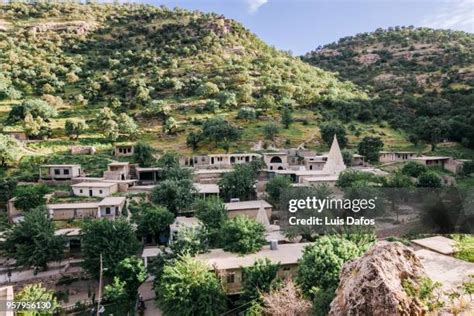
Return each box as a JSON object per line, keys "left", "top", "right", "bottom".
{"left": 352, "top": 154, "right": 365, "bottom": 166}
{"left": 194, "top": 183, "right": 220, "bottom": 198}
{"left": 169, "top": 216, "right": 201, "bottom": 244}
{"left": 114, "top": 144, "right": 134, "bottom": 157}
{"left": 47, "top": 201, "right": 99, "bottom": 220}
{"left": 98, "top": 196, "right": 126, "bottom": 219}
{"left": 71, "top": 182, "right": 118, "bottom": 197}
{"left": 55, "top": 228, "right": 82, "bottom": 256}
{"left": 194, "top": 169, "right": 231, "bottom": 184}
{"left": 263, "top": 152, "right": 289, "bottom": 170}
{"left": 136, "top": 167, "right": 163, "bottom": 185}
{"left": 196, "top": 242, "right": 309, "bottom": 294}
{"left": 141, "top": 246, "right": 163, "bottom": 268}
{"left": 409, "top": 156, "right": 470, "bottom": 174}
{"left": 303, "top": 155, "right": 327, "bottom": 171}
{"left": 224, "top": 200, "right": 272, "bottom": 220}
{"left": 47, "top": 196, "right": 126, "bottom": 220}
{"left": 181, "top": 153, "right": 261, "bottom": 169}
{"left": 379, "top": 151, "right": 417, "bottom": 163}
{"left": 39, "top": 164, "right": 82, "bottom": 181}
{"left": 105, "top": 161, "right": 130, "bottom": 180}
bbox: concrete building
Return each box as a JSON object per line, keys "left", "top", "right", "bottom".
{"left": 379, "top": 151, "right": 417, "bottom": 163}
{"left": 263, "top": 152, "right": 289, "bottom": 170}
{"left": 169, "top": 216, "right": 201, "bottom": 243}
{"left": 194, "top": 169, "right": 231, "bottom": 184}
{"left": 98, "top": 196, "right": 126, "bottom": 219}
{"left": 39, "top": 164, "right": 82, "bottom": 181}
{"left": 71, "top": 182, "right": 118, "bottom": 197}
{"left": 55, "top": 228, "right": 82, "bottom": 255}
{"left": 303, "top": 155, "right": 327, "bottom": 171}
{"left": 114, "top": 144, "right": 134, "bottom": 157}
{"left": 224, "top": 200, "right": 272, "bottom": 220}
{"left": 47, "top": 201, "right": 99, "bottom": 220}
{"left": 208, "top": 153, "right": 261, "bottom": 168}
{"left": 136, "top": 167, "right": 163, "bottom": 185}
{"left": 196, "top": 242, "right": 309, "bottom": 294}
{"left": 105, "top": 162, "right": 130, "bottom": 180}
{"left": 410, "top": 156, "right": 451, "bottom": 168}
{"left": 194, "top": 183, "right": 220, "bottom": 198}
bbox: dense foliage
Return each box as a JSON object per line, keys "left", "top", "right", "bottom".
{"left": 221, "top": 215, "right": 266, "bottom": 254}
{"left": 304, "top": 27, "right": 474, "bottom": 149}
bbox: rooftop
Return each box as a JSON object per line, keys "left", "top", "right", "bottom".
{"left": 72, "top": 182, "right": 117, "bottom": 188}
{"left": 98, "top": 196, "right": 126, "bottom": 206}
{"left": 171, "top": 216, "right": 201, "bottom": 230}
{"left": 410, "top": 156, "right": 451, "bottom": 161}
{"left": 196, "top": 242, "right": 310, "bottom": 270}
{"left": 47, "top": 201, "right": 99, "bottom": 210}
{"left": 41, "top": 164, "right": 81, "bottom": 168}
{"left": 141, "top": 246, "right": 162, "bottom": 258}
{"left": 225, "top": 200, "right": 272, "bottom": 211}
{"left": 55, "top": 228, "right": 81, "bottom": 236}
{"left": 108, "top": 161, "right": 130, "bottom": 166}
{"left": 194, "top": 183, "right": 220, "bottom": 194}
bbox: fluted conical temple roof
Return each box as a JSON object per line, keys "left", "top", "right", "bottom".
{"left": 322, "top": 134, "right": 346, "bottom": 175}
{"left": 256, "top": 205, "right": 271, "bottom": 231}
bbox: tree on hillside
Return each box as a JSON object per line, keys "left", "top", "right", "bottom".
{"left": 155, "top": 255, "right": 227, "bottom": 315}
{"left": 0, "top": 134, "right": 21, "bottom": 168}
{"left": 65, "top": 119, "right": 88, "bottom": 140}
{"left": 196, "top": 82, "right": 220, "bottom": 97}
{"left": 217, "top": 91, "right": 237, "bottom": 108}
{"left": 81, "top": 219, "right": 140, "bottom": 278}
{"left": 221, "top": 216, "right": 266, "bottom": 254}
{"left": 402, "top": 161, "right": 428, "bottom": 177}
{"left": 118, "top": 113, "right": 139, "bottom": 139}
{"left": 13, "top": 184, "right": 50, "bottom": 211}
{"left": 320, "top": 123, "right": 348, "bottom": 148}
{"left": 133, "top": 143, "right": 156, "bottom": 167}
{"left": 237, "top": 107, "right": 257, "bottom": 121}
{"left": 201, "top": 117, "right": 241, "bottom": 149}
{"left": 415, "top": 117, "right": 449, "bottom": 151}
{"left": 137, "top": 206, "right": 174, "bottom": 243}
{"left": 2, "top": 208, "right": 64, "bottom": 271}
{"left": 7, "top": 98, "right": 57, "bottom": 124}
{"left": 151, "top": 179, "right": 195, "bottom": 214}
{"left": 417, "top": 171, "right": 442, "bottom": 188}
{"left": 263, "top": 122, "right": 279, "bottom": 141}
{"left": 194, "top": 197, "right": 228, "bottom": 247}
{"left": 218, "top": 163, "right": 260, "bottom": 201}
{"left": 281, "top": 106, "right": 293, "bottom": 129}
{"left": 95, "top": 107, "right": 119, "bottom": 141}
{"left": 357, "top": 136, "right": 384, "bottom": 163}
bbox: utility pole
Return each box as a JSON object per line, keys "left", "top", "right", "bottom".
{"left": 97, "top": 253, "right": 103, "bottom": 316}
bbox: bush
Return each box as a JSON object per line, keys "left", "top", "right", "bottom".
{"left": 237, "top": 107, "right": 257, "bottom": 121}
{"left": 402, "top": 161, "right": 428, "bottom": 177}
{"left": 417, "top": 171, "right": 441, "bottom": 188}
{"left": 221, "top": 216, "right": 266, "bottom": 254}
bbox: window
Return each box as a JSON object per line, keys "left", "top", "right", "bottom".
{"left": 105, "top": 207, "right": 111, "bottom": 215}
{"left": 99, "top": 190, "right": 103, "bottom": 194}
{"left": 63, "top": 169, "right": 70, "bottom": 175}
{"left": 283, "top": 266, "right": 291, "bottom": 271}
{"left": 226, "top": 273, "right": 235, "bottom": 284}
{"left": 54, "top": 169, "right": 60, "bottom": 175}
{"left": 79, "top": 189, "right": 83, "bottom": 194}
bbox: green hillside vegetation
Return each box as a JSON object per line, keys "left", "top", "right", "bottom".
{"left": 0, "top": 3, "right": 368, "bottom": 158}
{"left": 304, "top": 27, "right": 474, "bottom": 150}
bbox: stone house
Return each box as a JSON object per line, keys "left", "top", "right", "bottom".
{"left": 224, "top": 200, "right": 272, "bottom": 220}
{"left": 71, "top": 182, "right": 118, "bottom": 197}
{"left": 39, "top": 164, "right": 82, "bottom": 181}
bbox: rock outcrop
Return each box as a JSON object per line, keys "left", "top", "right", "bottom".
{"left": 329, "top": 242, "right": 427, "bottom": 316}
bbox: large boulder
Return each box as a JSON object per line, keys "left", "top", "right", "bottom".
{"left": 329, "top": 242, "right": 427, "bottom": 316}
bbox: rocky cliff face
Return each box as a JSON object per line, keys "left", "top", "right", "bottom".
{"left": 329, "top": 242, "right": 427, "bottom": 316}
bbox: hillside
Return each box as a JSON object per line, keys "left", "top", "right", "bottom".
{"left": 0, "top": 3, "right": 370, "bottom": 155}
{"left": 303, "top": 27, "right": 474, "bottom": 149}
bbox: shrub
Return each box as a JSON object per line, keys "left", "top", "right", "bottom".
{"left": 221, "top": 216, "right": 266, "bottom": 254}
{"left": 402, "top": 161, "right": 428, "bottom": 177}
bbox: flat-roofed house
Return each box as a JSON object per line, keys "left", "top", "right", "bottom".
{"left": 105, "top": 162, "right": 130, "bottom": 180}
{"left": 194, "top": 169, "right": 231, "bottom": 184}
{"left": 352, "top": 154, "right": 365, "bottom": 166}
{"left": 114, "top": 144, "right": 134, "bottom": 157}
{"left": 208, "top": 153, "right": 261, "bottom": 169}
{"left": 47, "top": 201, "right": 99, "bottom": 220}
{"left": 40, "top": 164, "right": 82, "bottom": 181}
{"left": 136, "top": 167, "right": 163, "bottom": 185}
{"left": 224, "top": 200, "right": 272, "bottom": 219}
{"left": 194, "top": 183, "right": 219, "bottom": 198}
{"left": 379, "top": 151, "right": 417, "bottom": 163}
{"left": 55, "top": 228, "right": 82, "bottom": 255}
{"left": 410, "top": 156, "right": 451, "bottom": 168}
{"left": 263, "top": 152, "right": 289, "bottom": 170}
{"left": 98, "top": 196, "right": 126, "bottom": 219}
{"left": 303, "top": 155, "right": 327, "bottom": 171}
{"left": 445, "top": 159, "right": 471, "bottom": 174}
{"left": 196, "top": 242, "right": 309, "bottom": 294}
{"left": 71, "top": 182, "right": 118, "bottom": 197}
{"left": 169, "top": 216, "right": 201, "bottom": 243}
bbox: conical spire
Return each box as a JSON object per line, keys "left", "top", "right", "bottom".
{"left": 256, "top": 204, "right": 271, "bottom": 231}
{"left": 322, "top": 134, "right": 346, "bottom": 175}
